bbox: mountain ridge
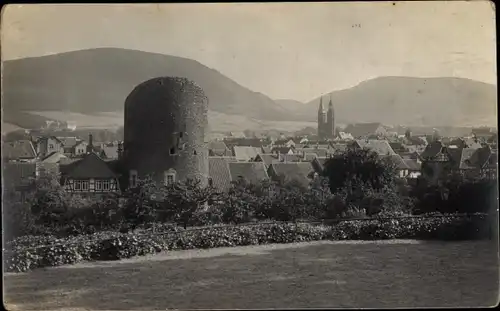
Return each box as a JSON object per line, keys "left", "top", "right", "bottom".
{"left": 2, "top": 48, "right": 497, "bottom": 130}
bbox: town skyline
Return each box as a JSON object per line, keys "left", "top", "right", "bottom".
{"left": 1, "top": 2, "right": 496, "bottom": 102}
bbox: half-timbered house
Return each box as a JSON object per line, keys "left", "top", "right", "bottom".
{"left": 59, "top": 152, "right": 120, "bottom": 195}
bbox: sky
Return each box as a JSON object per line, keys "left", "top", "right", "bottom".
{"left": 1, "top": 2, "right": 497, "bottom": 102}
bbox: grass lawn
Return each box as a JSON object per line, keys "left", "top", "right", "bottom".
{"left": 4, "top": 240, "right": 499, "bottom": 310}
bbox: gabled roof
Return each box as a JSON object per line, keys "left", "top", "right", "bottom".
{"left": 271, "top": 146, "right": 294, "bottom": 154}
{"left": 337, "top": 132, "right": 354, "bottom": 140}
{"left": 228, "top": 131, "right": 246, "bottom": 138}
{"left": 274, "top": 138, "right": 295, "bottom": 146}
{"left": 223, "top": 137, "right": 264, "bottom": 148}
{"left": 254, "top": 153, "right": 280, "bottom": 166}
{"left": 2, "top": 140, "right": 37, "bottom": 160}
{"left": 344, "top": 123, "right": 384, "bottom": 138}
{"left": 420, "top": 141, "right": 445, "bottom": 160}
{"left": 268, "top": 162, "right": 314, "bottom": 187}
{"left": 232, "top": 146, "right": 262, "bottom": 161}
{"left": 383, "top": 154, "right": 410, "bottom": 170}
{"left": 353, "top": 139, "right": 396, "bottom": 156}
{"left": 279, "top": 154, "right": 302, "bottom": 163}
{"left": 40, "top": 151, "right": 68, "bottom": 163}
{"left": 294, "top": 147, "right": 330, "bottom": 158}
{"left": 101, "top": 145, "right": 119, "bottom": 159}
{"left": 303, "top": 153, "right": 318, "bottom": 161}
{"left": 462, "top": 146, "right": 495, "bottom": 170}
{"left": 389, "top": 142, "right": 407, "bottom": 153}
{"left": 56, "top": 136, "right": 80, "bottom": 148}
{"left": 59, "top": 152, "right": 117, "bottom": 179}
{"left": 37, "top": 136, "right": 63, "bottom": 144}
{"left": 208, "top": 141, "right": 231, "bottom": 157}
{"left": 403, "top": 136, "right": 427, "bottom": 146}
{"left": 402, "top": 158, "right": 421, "bottom": 171}
{"left": 330, "top": 143, "right": 348, "bottom": 153}
{"left": 228, "top": 162, "right": 269, "bottom": 184}
{"left": 208, "top": 157, "right": 233, "bottom": 192}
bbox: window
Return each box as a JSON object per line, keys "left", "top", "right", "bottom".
{"left": 73, "top": 180, "right": 89, "bottom": 191}
{"left": 170, "top": 147, "right": 176, "bottom": 155}
{"left": 208, "top": 178, "right": 213, "bottom": 187}
{"left": 96, "top": 180, "right": 111, "bottom": 191}
{"left": 165, "top": 171, "right": 176, "bottom": 185}
{"left": 102, "top": 180, "right": 110, "bottom": 191}
{"left": 49, "top": 144, "right": 54, "bottom": 149}
{"left": 193, "top": 150, "right": 197, "bottom": 155}
{"left": 130, "top": 170, "right": 138, "bottom": 188}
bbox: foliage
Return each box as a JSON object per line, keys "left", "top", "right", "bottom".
{"left": 323, "top": 148, "right": 398, "bottom": 193}
{"left": 410, "top": 173, "right": 497, "bottom": 215}
{"left": 5, "top": 214, "right": 491, "bottom": 273}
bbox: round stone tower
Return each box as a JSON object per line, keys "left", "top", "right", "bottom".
{"left": 123, "top": 77, "right": 209, "bottom": 187}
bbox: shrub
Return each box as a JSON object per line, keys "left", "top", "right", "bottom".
{"left": 5, "top": 214, "right": 491, "bottom": 273}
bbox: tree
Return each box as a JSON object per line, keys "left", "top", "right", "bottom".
{"left": 160, "top": 178, "right": 217, "bottom": 228}
{"left": 323, "top": 148, "right": 398, "bottom": 193}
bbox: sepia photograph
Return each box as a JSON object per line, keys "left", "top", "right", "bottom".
{"left": 1, "top": 2, "right": 498, "bottom": 309}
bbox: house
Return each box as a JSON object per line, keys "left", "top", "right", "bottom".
{"left": 303, "top": 153, "right": 319, "bottom": 162}
{"left": 36, "top": 136, "right": 64, "bottom": 158}
{"left": 2, "top": 140, "right": 38, "bottom": 162}
{"left": 254, "top": 153, "right": 280, "bottom": 168}
{"left": 206, "top": 132, "right": 227, "bottom": 141}
{"left": 401, "top": 158, "right": 422, "bottom": 179}
{"left": 228, "top": 131, "right": 246, "bottom": 138}
{"left": 224, "top": 138, "right": 265, "bottom": 149}
{"left": 311, "top": 157, "right": 330, "bottom": 175}
{"left": 208, "top": 157, "right": 233, "bottom": 192}
{"left": 59, "top": 152, "right": 121, "bottom": 194}
{"left": 267, "top": 162, "right": 315, "bottom": 187}
{"left": 350, "top": 139, "right": 396, "bottom": 156}
{"left": 100, "top": 144, "right": 120, "bottom": 159}
{"left": 232, "top": 146, "right": 262, "bottom": 162}
{"left": 420, "top": 141, "right": 497, "bottom": 184}
{"left": 278, "top": 154, "right": 303, "bottom": 163}
{"left": 271, "top": 146, "right": 295, "bottom": 156}
{"left": 208, "top": 141, "right": 232, "bottom": 157}
{"left": 228, "top": 162, "right": 269, "bottom": 185}
{"left": 471, "top": 127, "right": 495, "bottom": 141}
{"left": 294, "top": 147, "right": 330, "bottom": 158}
{"left": 383, "top": 154, "right": 412, "bottom": 178}
{"left": 344, "top": 123, "right": 387, "bottom": 139}
{"left": 335, "top": 132, "right": 354, "bottom": 141}
{"left": 273, "top": 139, "right": 296, "bottom": 148}
{"left": 389, "top": 142, "right": 408, "bottom": 154}
{"left": 71, "top": 141, "right": 89, "bottom": 157}
{"left": 329, "top": 143, "right": 348, "bottom": 154}
{"left": 261, "top": 146, "right": 272, "bottom": 154}
{"left": 40, "top": 151, "right": 68, "bottom": 164}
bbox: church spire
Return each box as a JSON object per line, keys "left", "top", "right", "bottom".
{"left": 318, "top": 96, "right": 324, "bottom": 111}
{"left": 328, "top": 93, "right": 333, "bottom": 108}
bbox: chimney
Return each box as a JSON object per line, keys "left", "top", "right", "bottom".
{"left": 87, "top": 133, "right": 94, "bottom": 154}
{"left": 117, "top": 141, "right": 123, "bottom": 160}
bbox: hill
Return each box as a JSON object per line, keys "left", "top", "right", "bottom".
{"left": 274, "top": 99, "right": 306, "bottom": 114}
{"left": 2, "top": 48, "right": 301, "bottom": 129}
{"left": 299, "top": 76, "right": 497, "bottom": 127}
{"left": 2, "top": 49, "right": 496, "bottom": 131}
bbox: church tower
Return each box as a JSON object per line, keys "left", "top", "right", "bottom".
{"left": 327, "top": 94, "right": 335, "bottom": 139}
{"left": 317, "top": 96, "right": 326, "bottom": 140}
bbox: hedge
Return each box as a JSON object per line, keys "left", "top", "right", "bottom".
{"left": 4, "top": 214, "right": 492, "bottom": 273}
